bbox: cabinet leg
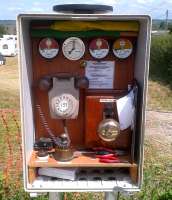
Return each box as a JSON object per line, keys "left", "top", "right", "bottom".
{"left": 105, "top": 192, "right": 119, "bottom": 200}
{"left": 49, "top": 192, "right": 63, "bottom": 200}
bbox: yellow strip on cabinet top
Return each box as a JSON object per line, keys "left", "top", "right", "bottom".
{"left": 51, "top": 21, "right": 139, "bottom": 32}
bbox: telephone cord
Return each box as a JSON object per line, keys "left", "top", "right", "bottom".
{"left": 36, "top": 104, "right": 70, "bottom": 149}
{"left": 36, "top": 104, "right": 60, "bottom": 146}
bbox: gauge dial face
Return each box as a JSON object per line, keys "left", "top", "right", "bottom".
{"left": 89, "top": 38, "right": 109, "bottom": 59}
{"left": 62, "top": 37, "right": 85, "bottom": 60}
{"left": 39, "top": 38, "right": 59, "bottom": 59}
{"left": 113, "top": 38, "right": 133, "bottom": 59}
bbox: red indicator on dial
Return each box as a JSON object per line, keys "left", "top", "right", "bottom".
{"left": 89, "top": 38, "right": 109, "bottom": 59}
{"left": 39, "top": 38, "right": 59, "bottom": 59}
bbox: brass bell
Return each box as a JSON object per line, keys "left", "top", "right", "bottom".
{"left": 97, "top": 118, "right": 120, "bottom": 142}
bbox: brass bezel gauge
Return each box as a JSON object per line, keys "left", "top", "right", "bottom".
{"left": 62, "top": 37, "right": 85, "bottom": 60}
{"left": 113, "top": 38, "right": 133, "bottom": 59}
{"left": 89, "top": 38, "right": 109, "bottom": 59}
{"left": 97, "top": 119, "right": 120, "bottom": 142}
{"left": 39, "top": 38, "right": 59, "bottom": 59}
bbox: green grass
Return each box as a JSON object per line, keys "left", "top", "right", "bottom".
{"left": 0, "top": 57, "right": 20, "bottom": 109}
{"left": 150, "top": 35, "right": 172, "bottom": 88}
{"left": 0, "top": 57, "right": 172, "bottom": 200}
{"left": 0, "top": 90, "right": 19, "bottom": 109}
{"left": 119, "top": 138, "right": 172, "bottom": 200}
{"left": 147, "top": 80, "right": 172, "bottom": 111}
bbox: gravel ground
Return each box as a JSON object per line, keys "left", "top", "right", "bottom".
{"left": 146, "top": 110, "right": 172, "bottom": 149}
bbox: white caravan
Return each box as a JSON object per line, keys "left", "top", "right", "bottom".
{"left": 0, "top": 35, "right": 17, "bottom": 57}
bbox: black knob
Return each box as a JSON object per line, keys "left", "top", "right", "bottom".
{"left": 75, "top": 76, "right": 89, "bottom": 89}
{"left": 38, "top": 77, "right": 52, "bottom": 91}
{"left": 53, "top": 4, "right": 113, "bottom": 14}
{"left": 104, "top": 103, "right": 115, "bottom": 119}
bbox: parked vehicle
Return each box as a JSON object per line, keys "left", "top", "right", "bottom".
{"left": 0, "top": 35, "right": 17, "bottom": 57}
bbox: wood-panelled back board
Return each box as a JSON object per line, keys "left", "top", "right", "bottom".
{"left": 30, "top": 20, "right": 138, "bottom": 148}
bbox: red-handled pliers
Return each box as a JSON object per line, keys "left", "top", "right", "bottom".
{"left": 76, "top": 147, "right": 127, "bottom": 163}
{"left": 96, "top": 153, "right": 120, "bottom": 163}
{"left": 91, "top": 147, "right": 121, "bottom": 163}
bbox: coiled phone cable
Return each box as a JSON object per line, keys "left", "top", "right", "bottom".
{"left": 36, "top": 104, "right": 71, "bottom": 149}
{"left": 36, "top": 104, "right": 60, "bottom": 146}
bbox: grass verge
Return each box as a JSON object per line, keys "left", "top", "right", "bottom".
{"left": 147, "top": 80, "right": 172, "bottom": 111}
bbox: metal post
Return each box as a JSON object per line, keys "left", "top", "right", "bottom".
{"left": 49, "top": 192, "right": 63, "bottom": 200}
{"left": 105, "top": 192, "right": 119, "bottom": 200}
{"left": 165, "top": 9, "right": 169, "bottom": 30}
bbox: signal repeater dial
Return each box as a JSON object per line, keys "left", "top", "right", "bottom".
{"left": 113, "top": 38, "right": 133, "bottom": 59}
{"left": 39, "top": 37, "right": 59, "bottom": 59}
{"left": 89, "top": 38, "right": 109, "bottom": 59}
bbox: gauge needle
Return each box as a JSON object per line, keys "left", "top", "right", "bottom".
{"left": 68, "top": 40, "right": 75, "bottom": 54}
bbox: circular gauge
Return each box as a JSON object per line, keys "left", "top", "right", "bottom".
{"left": 62, "top": 37, "right": 85, "bottom": 60}
{"left": 89, "top": 38, "right": 109, "bottom": 59}
{"left": 39, "top": 38, "right": 59, "bottom": 59}
{"left": 97, "top": 119, "right": 120, "bottom": 142}
{"left": 113, "top": 38, "right": 133, "bottom": 59}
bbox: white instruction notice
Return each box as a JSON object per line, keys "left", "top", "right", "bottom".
{"left": 85, "top": 61, "right": 115, "bottom": 89}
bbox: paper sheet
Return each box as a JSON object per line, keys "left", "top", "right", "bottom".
{"left": 85, "top": 61, "right": 115, "bottom": 89}
{"left": 116, "top": 89, "right": 135, "bottom": 130}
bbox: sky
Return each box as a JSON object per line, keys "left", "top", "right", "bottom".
{"left": 0, "top": 0, "right": 172, "bottom": 20}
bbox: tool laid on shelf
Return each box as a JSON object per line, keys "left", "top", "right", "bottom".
{"left": 74, "top": 147, "right": 128, "bottom": 163}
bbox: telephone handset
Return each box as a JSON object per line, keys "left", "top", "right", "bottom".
{"left": 38, "top": 74, "right": 89, "bottom": 119}
{"left": 49, "top": 77, "right": 79, "bottom": 119}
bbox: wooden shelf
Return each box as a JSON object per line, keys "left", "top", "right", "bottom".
{"left": 28, "top": 151, "right": 138, "bottom": 184}
{"left": 28, "top": 150, "right": 137, "bottom": 168}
